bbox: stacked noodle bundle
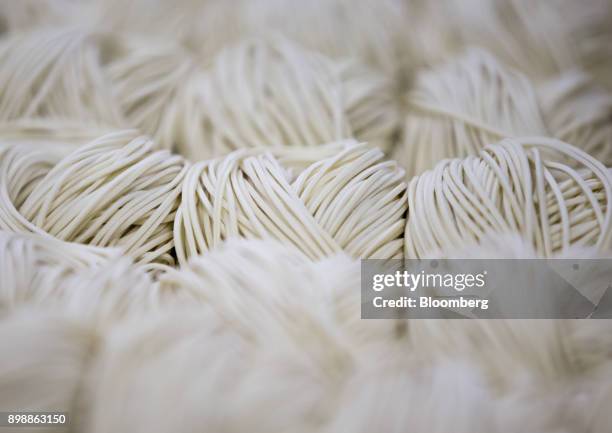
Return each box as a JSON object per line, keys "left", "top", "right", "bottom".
{"left": 0, "top": 29, "right": 399, "bottom": 161}
{"left": 0, "top": 140, "right": 67, "bottom": 234}
{"left": 1, "top": 131, "right": 407, "bottom": 265}
{"left": 394, "top": 48, "right": 612, "bottom": 178}
{"left": 176, "top": 142, "right": 406, "bottom": 263}
{"left": 405, "top": 137, "right": 611, "bottom": 258}
{"left": 0, "top": 0, "right": 611, "bottom": 432}
{"left": 5, "top": 132, "right": 188, "bottom": 265}
{"left": 394, "top": 49, "right": 547, "bottom": 177}
{"left": 191, "top": 37, "right": 399, "bottom": 158}
{"left": 3, "top": 128, "right": 610, "bottom": 268}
